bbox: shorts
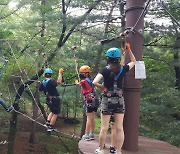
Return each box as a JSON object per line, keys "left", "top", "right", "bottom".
{"left": 84, "top": 99, "right": 99, "bottom": 113}
{"left": 47, "top": 97, "right": 61, "bottom": 114}
{"left": 100, "top": 96, "right": 125, "bottom": 115}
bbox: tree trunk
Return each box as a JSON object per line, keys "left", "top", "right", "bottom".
{"left": 174, "top": 51, "right": 180, "bottom": 90}
{"left": 29, "top": 88, "right": 39, "bottom": 143}
{"left": 80, "top": 112, "right": 87, "bottom": 137}
{"left": 7, "top": 104, "right": 18, "bottom": 154}
{"left": 123, "top": 0, "right": 145, "bottom": 151}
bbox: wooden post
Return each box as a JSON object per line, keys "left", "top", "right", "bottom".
{"left": 123, "top": 0, "right": 145, "bottom": 151}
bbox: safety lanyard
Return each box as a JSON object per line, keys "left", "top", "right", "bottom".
{"left": 42, "top": 79, "right": 50, "bottom": 88}
{"left": 106, "top": 66, "right": 123, "bottom": 94}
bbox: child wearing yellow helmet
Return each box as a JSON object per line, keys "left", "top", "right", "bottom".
{"left": 76, "top": 65, "right": 99, "bottom": 141}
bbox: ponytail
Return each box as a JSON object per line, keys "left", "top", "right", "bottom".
{"left": 106, "top": 57, "right": 121, "bottom": 78}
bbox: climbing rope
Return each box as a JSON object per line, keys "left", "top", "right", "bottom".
{"left": 0, "top": 58, "right": 8, "bottom": 81}
{"left": 4, "top": 40, "right": 81, "bottom": 146}
{"left": 7, "top": 41, "right": 45, "bottom": 117}
{"left": 71, "top": 46, "right": 80, "bottom": 82}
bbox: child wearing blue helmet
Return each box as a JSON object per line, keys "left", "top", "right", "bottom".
{"left": 39, "top": 68, "right": 64, "bottom": 132}
{"left": 93, "top": 43, "right": 136, "bottom": 154}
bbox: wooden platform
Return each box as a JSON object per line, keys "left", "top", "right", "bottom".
{"left": 78, "top": 135, "right": 180, "bottom": 154}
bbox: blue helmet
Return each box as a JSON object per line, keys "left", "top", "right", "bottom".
{"left": 44, "top": 68, "right": 53, "bottom": 74}
{"left": 105, "top": 48, "right": 121, "bottom": 58}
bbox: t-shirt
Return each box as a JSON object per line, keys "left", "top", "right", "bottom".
{"left": 99, "top": 65, "right": 129, "bottom": 89}
{"left": 39, "top": 79, "right": 59, "bottom": 96}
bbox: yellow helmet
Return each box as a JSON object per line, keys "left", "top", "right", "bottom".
{"left": 79, "top": 65, "right": 91, "bottom": 73}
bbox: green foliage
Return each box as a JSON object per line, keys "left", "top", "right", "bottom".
{"left": 140, "top": 53, "right": 180, "bottom": 147}
{"left": 36, "top": 133, "right": 79, "bottom": 154}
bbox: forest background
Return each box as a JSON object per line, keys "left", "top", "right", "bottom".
{"left": 0, "top": 0, "right": 179, "bottom": 153}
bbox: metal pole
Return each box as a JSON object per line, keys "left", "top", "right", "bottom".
{"left": 123, "top": 0, "right": 145, "bottom": 151}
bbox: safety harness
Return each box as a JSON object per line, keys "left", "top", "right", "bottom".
{"left": 104, "top": 66, "right": 123, "bottom": 98}
{"left": 42, "top": 79, "right": 59, "bottom": 101}
{"left": 103, "top": 66, "right": 124, "bottom": 108}
{"left": 84, "top": 78, "right": 99, "bottom": 108}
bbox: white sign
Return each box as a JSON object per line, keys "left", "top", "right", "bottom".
{"left": 135, "top": 61, "right": 146, "bottom": 79}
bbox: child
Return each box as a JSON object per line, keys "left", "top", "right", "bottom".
{"left": 39, "top": 68, "right": 64, "bottom": 132}
{"left": 93, "top": 43, "right": 136, "bottom": 154}
{"left": 0, "top": 93, "right": 13, "bottom": 112}
{"left": 76, "top": 65, "right": 99, "bottom": 141}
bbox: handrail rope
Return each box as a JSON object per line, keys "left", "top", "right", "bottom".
{"left": 159, "top": 0, "right": 180, "bottom": 28}
{"left": 7, "top": 41, "right": 46, "bottom": 121}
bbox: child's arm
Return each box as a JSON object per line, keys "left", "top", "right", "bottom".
{"left": 126, "top": 43, "right": 136, "bottom": 70}
{"left": 75, "top": 80, "right": 80, "bottom": 86}
{"left": 93, "top": 73, "right": 106, "bottom": 92}
{"left": 57, "top": 68, "right": 64, "bottom": 85}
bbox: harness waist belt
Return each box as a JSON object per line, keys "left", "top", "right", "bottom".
{"left": 84, "top": 92, "right": 96, "bottom": 100}
{"left": 103, "top": 93, "right": 122, "bottom": 97}
{"left": 103, "top": 90, "right": 123, "bottom": 97}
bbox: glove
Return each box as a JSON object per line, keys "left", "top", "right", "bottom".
{"left": 59, "top": 68, "right": 64, "bottom": 74}
{"left": 101, "top": 86, "right": 107, "bottom": 92}
{"left": 126, "top": 43, "right": 131, "bottom": 51}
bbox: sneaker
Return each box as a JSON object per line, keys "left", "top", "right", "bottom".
{"left": 110, "top": 146, "right": 116, "bottom": 153}
{"left": 82, "top": 134, "right": 90, "bottom": 141}
{"left": 89, "top": 133, "right": 95, "bottom": 140}
{"left": 47, "top": 126, "right": 56, "bottom": 132}
{"left": 44, "top": 121, "right": 50, "bottom": 128}
{"left": 7, "top": 106, "right": 13, "bottom": 112}
{"left": 95, "top": 148, "right": 104, "bottom": 154}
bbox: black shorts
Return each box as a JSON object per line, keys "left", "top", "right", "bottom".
{"left": 47, "top": 97, "right": 61, "bottom": 114}
{"left": 84, "top": 99, "right": 99, "bottom": 113}
{"left": 86, "top": 106, "right": 98, "bottom": 113}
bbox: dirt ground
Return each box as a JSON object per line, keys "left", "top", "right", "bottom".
{"left": 0, "top": 114, "right": 80, "bottom": 154}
